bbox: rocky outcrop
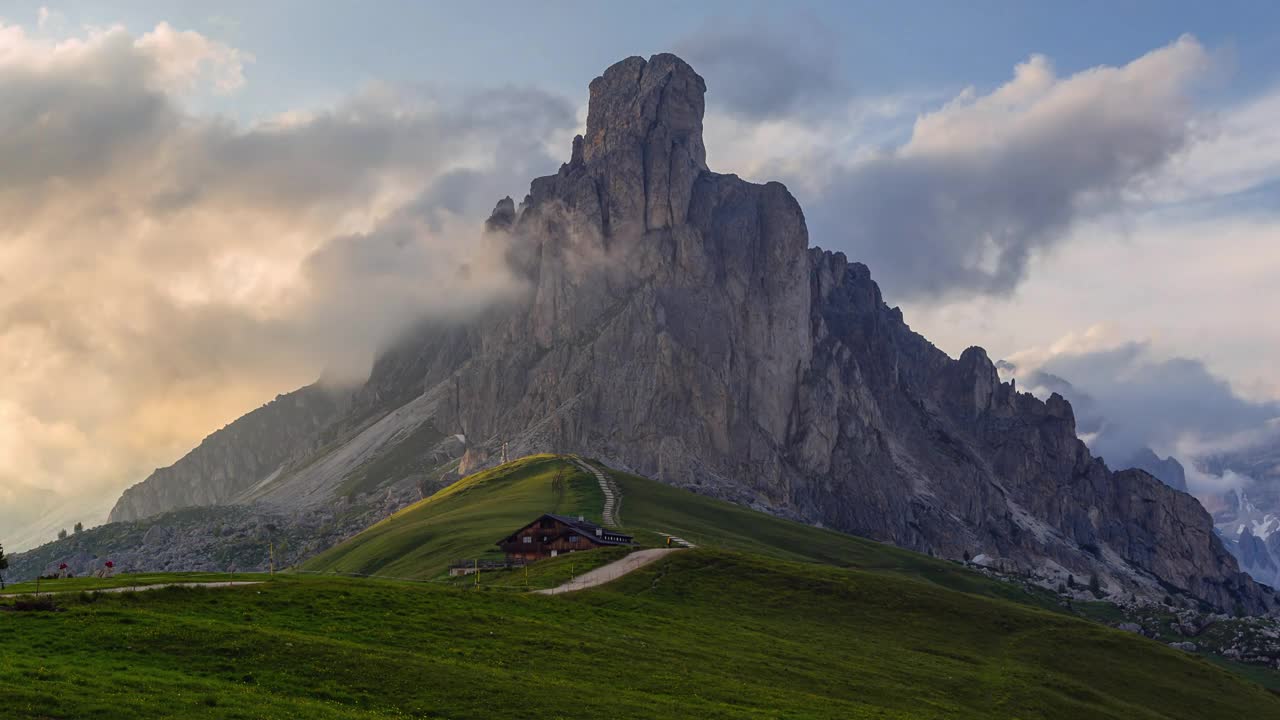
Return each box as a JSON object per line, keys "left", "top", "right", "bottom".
{"left": 101, "top": 53, "right": 1274, "bottom": 613}
{"left": 1124, "top": 448, "right": 1189, "bottom": 492}
{"left": 1239, "top": 528, "right": 1278, "bottom": 578}
{"left": 108, "top": 385, "right": 343, "bottom": 522}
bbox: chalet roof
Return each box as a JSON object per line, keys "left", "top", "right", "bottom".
{"left": 546, "top": 514, "right": 633, "bottom": 543}
{"left": 498, "top": 513, "right": 634, "bottom": 546}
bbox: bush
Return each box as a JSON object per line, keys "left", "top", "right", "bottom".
{"left": 10, "top": 595, "right": 58, "bottom": 612}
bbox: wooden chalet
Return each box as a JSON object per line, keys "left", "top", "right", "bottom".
{"left": 497, "top": 513, "right": 633, "bottom": 562}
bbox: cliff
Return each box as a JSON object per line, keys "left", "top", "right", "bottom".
{"left": 102, "top": 54, "right": 1273, "bottom": 612}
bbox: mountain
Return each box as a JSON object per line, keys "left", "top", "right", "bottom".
{"left": 1205, "top": 440, "right": 1280, "bottom": 587}
{"left": 1, "top": 481, "right": 121, "bottom": 553}
{"left": 1124, "top": 448, "right": 1189, "bottom": 492}
{"left": 109, "top": 384, "right": 346, "bottom": 522}
{"left": 303, "top": 454, "right": 1057, "bottom": 606}
{"left": 98, "top": 53, "right": 1271, "bottom": 613}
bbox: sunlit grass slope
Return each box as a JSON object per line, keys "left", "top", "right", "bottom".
{"left": 304, "top": 455, "right": 1058, "bottom": 607}
{"left": 300, "top": 455, "right": 605, "bottom": 579}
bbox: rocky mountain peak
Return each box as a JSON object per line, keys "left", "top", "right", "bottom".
{"left": 485, "top": 196, "right": 516, "bottom": 232}
{"left": 575, "top": 53, "right": 709, "bottom": 234}
{"left": 952, "top": 346, "right": 1001, "bottom": 419}
{"left": 583, "top": 54, "right": 707, "bottom": 165}
{"left": 98, "top": 52, "right": 1276, "bottom": 615}
{"left": 1124, "top": 447, "right": 1189, "bottom": 493}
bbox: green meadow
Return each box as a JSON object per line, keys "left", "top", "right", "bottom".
{"left": 4, "top": 455, "right": 1278, "bottom": 718}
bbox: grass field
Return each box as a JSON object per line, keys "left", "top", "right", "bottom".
{"left": 301, "top": 455, "right": 606, "bottom": 580}
{"left": 304, "top": 455, "right": 1061, "bottom": 608}
{"left": 3, "top": 551, "right": 1278, "bottom": 719}
{"left": 8, "top": 454, "right": 1280, "bottom": 718}
{"left": 2, "top": 572, "right": 267, "bottom": 595}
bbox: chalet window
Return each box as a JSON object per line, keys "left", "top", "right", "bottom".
{"left": 569, "top": 535, "right": 578, "bottom": 543}
{"left": 522, "top": 536, "right": 532, "bottom": 544}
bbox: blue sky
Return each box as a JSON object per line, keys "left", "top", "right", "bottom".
{"left": 18, "top": 1, "right": 1280, "bottom": 118}
{"left": 1, "top": 2, "right": 1279, "bottom": 541}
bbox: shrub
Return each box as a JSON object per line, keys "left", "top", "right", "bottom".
{"left": 1088, "top": 573, "right": 1104, "bottom": 599}
{"left": 11, "top": 595, "right": 58, "bottom": 612}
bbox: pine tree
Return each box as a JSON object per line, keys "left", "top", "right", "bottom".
{"left": 0, "top": 542, "right": 8, "bottom": 590}
{"left": 1089, "top": 572, "right": 1103, "bottom": 598}
{"left": 74, "top": 522, "right": 83, "bottom": 534}
{"left": 58, "top": 528, "right": 68, "bottom": 540}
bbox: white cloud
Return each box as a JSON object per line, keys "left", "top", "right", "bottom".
{"left": 800, "top": 36, "right": 1211, "bottom": 299}
{"left": 1141, "top": 84, "right": 1280, "bottom": 204}
{"left": 699, "top": 33, "right": 1220, "bottom": 299}
{"left": 996, "top": 328, "right": 1280, "bottom": 498}
{"left": 0, "top": 18, "right": 576, "bottom": 547}
{"left": 135, "top": 21, "right": 250, "bottom": 93}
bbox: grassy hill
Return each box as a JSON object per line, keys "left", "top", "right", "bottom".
{"left": 302, "top": 454, "right": 1058, "bottom": 606}
{"left": 8, "top": 454, "right": 1279, "bottom": 718}
{"left": 4, "top": 553, "right": 1279, "bottom": 719}
{"left": 300, "top": 455, "right": 606, "bottom": 580}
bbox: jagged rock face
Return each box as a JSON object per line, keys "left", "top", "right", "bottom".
{"left": 1124, "top": 448, "right": 1189, "bottom": 492}
{"left": 109, "top": 385, "right": 342, "bottom": 522}
{"left": 581, "top": 54, "right": 708, "bottom": 234}
{"left": 1239, "top": 528, "right": 1278, "bottom": 576}
{"left": 792, "top": 253, "right": 1266, "bottom": 610}
{"left": 102, "top": 54, "right": 1273, "bottom": 613}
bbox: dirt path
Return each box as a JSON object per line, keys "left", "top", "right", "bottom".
{"left": 570, "top": 456, "right": 621, "bottom": 526}
{"left": 1, "top": 581, "right": 262, "bottom": 598}
{"left": 658, "top": 532, "right": 697, "bottom": 548}
{"left": 535, "top": 548, "right": 681, "bottom": 595}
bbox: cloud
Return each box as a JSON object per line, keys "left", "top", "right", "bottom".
{"left": 1141, "top": 82, "right": 1280, "bottom": 206}
{"left": 0, "top": 19, "right": 576, "bottom": 546}
{"left": 674, "top": 18, "right": 843, "bottom": 120}
{"left": 693, "top": 29, "right": 1278, "bottom": 407}
{"left": 36, "top": 7, "right": 63, "bottom": 30}
{"left": 1003, "top": 338, "right": 1280, "bottom": 496}
{"left": 695, "top": 33, "right": 1213, "bottom": 301}
{"left": 135, "top": 21, "right": 250, "bottom": 92}
{"left": 798, "top": 36, "right": 1211, "bottom": 300}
